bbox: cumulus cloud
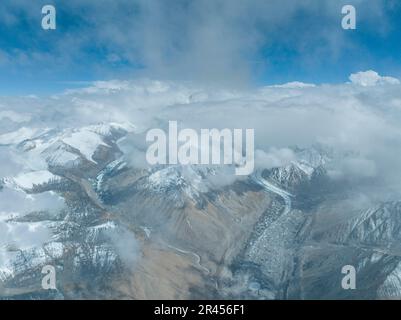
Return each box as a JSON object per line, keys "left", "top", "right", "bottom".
{"left": 349, "top": 70, "right": 400, "bottom": 86}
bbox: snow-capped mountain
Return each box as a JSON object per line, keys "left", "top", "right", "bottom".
{"left": 1, "top": 78, "right": 401, "bottom": 299}
{"left": 0, "top": 122, "right": 399, "bottom": 300}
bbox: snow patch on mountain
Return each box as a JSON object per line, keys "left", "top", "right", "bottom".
{"left": 11, "top": 170, "right": 60, "bottom": 190}
{"left": 0, "top": 127, "right": 45, "bottom": 145}
{"left": 62, "top": 129, "right": 109, "bottom": 164}
{"left": 0, "top": 122, "right": 134, "bottom": 170}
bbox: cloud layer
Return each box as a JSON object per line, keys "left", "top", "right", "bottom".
{"left": 0, "top": 0, "right": 400, "bottom": 88}
{"left": 0, "top": 70, "right": 400, "bottom": 196}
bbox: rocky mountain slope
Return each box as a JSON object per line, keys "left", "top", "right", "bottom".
{"left": 0, "top": 121, "right": 400, "bottom": 300}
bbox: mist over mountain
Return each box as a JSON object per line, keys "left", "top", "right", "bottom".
{"left": 1, "top": 71, "right": 401, "bottom": 299}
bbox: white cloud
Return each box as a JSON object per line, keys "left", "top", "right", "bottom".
{"left": 255, "top": 148, "right": 296, "bottom": 170}
{"left": 0, "top": 187, "right": 64, "bottom": 216}
{"left": 107, "top": 228, "right": 140, "bottom": 269}
{"left": 328, "top": 156, "right": 377, "bottom": 180}
{"left": 0, "top": 221, "right": 51, "bottom": 250}
{"left": 1, "top": 70, "right": 401, "bottom": 195}
{"left": 0, "top": 0, "right": 396, "bottom": 84}
{"left": 269, "top": 82, "right": 316, "bottom": 89}
{"left": 349, "top": 70, "right": 400, "bottom": 87}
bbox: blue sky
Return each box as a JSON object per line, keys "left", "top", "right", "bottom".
{"left": 0, "top": 0, "right": 401, "bottom": 94}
